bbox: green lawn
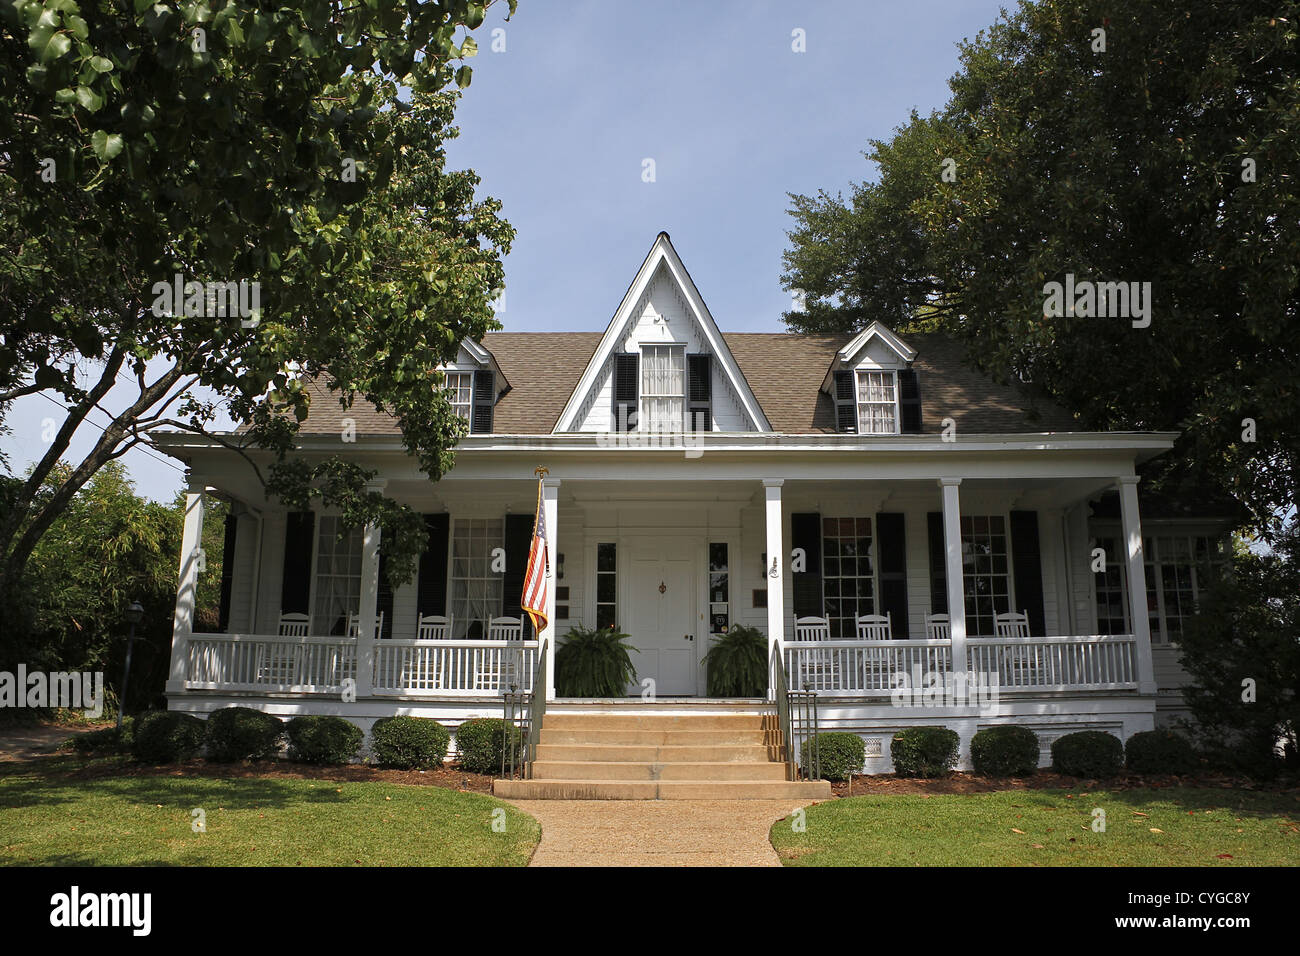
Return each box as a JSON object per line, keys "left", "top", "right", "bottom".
{"left": 0, "top": 758, "right": 539, "bottom": 866}
{"left": 771, "top": 788, "right": 1300, "bottom": 866}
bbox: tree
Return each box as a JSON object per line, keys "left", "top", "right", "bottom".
{"left": 1178, "top": 530, "right": 1300, "bottom": 776}
{"left": 782, "top": 0, "right": 1300, "bottom": 538}
{"left": 0, "top": 0, "right": 517, "bottom": 602}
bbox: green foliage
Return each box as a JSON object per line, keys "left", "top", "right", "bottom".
{"left": 1051, "top": 731, "right": 1124, "bottom": 778}
{"left": 802, "top": 732, "right": 865, "bottom": 782}
{"left": 554, "top": 626, "right": 638, "bottom": 698}
{"left": 1125, "top": 730, "right": 1198, "bottom": 775}
{"left": 454, "top": 717, "right": 521, "bottom": 775}
{"left": 0, "top": 0, "right": 515, "bottom": 593}
{"left": 970, "top": 725, "right": 1040, "bottom": 777}
{"left": 203, "top": 706, "right": 285, "bottom": 762}
{"left": 70, "top": 716, "right": 134, "bottom": 755}
{"left": 782, "top": 0, "right": 1300, "bottom": 539}
{"left": 891, "top": 726, "right": 959, "bottom": 777}
{"left": 701, "top": 625, "right": 767, "bottom": 697}
{"left": 131, "top": 710, "right": 205, "bottom": 763}
{"left": 1178, "top": 527, "right": 1300, "bottom": 778}
{"left": 370, "top": 715, "right": 450, "bottom": 770}
{"left": 286, "top": 715, "right": 363, "bottom": 765}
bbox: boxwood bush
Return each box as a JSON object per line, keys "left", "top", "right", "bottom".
{"left": 286, "top": 716, "right": 363, "bottom": 765}
{"left": 1051, "top": 730, "right": 1123, "bottom": 777}
{"left": 1125, "top": 730, "right": 1198, "bottom": 775}
{"left": 455, "top": 718, "right": 522, "bottom": 774}
{"left": 800, "top": 732, "right": 865, "bottom": 782}
{"left": 204, "top": 706, "right": 285, "bottom": 762}
{"left": 71, "top": 716, "right": 135, "bottom": 756}
{"left": 131, "top": 711, "right": 206, "bottom": 763}
{"left": 370, "top": 716, "right": 450, "bottom": 769}
{"left": 970, "top": 725, "right": 1040, "bottom": 777}
{"left": 891, "top": 726, "right": 959, "bottom": 777}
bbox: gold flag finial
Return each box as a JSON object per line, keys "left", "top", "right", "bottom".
{"left": 534, "top": 466, "right": 549, "bottom": 478}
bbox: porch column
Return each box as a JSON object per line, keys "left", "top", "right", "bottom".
{"left": 166, "top": 478, "right": 206, "bottom": 694}
{"left": 939, "top": 478, "right": 967, "bottom": 677}
{"left": 542, "top": 477, "right": 560, "bottom": 701}
{"left": 763, "top": 479, "right": 785, "bottom": 690}
{"left": 354, "top": 482, "right": 385, "bottom": 699}
{"left": 1118, "top": 476, "right": 1157, "bottom": 694}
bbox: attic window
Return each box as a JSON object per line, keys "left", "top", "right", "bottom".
{"left": 834, "top": 367, "right": 922, "bottom": 435}
{"left": 443, "top": 369, "right": 494, "bottom": 434}
{"left": 445, "top": 372, "right": 474, "bottom": 421}
{"left": 857, "top": 371, "right": 898, "bottom": 434}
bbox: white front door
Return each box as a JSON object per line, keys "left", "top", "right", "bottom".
{"left": 626, "top": 550, "right": 697, "bottom": 696}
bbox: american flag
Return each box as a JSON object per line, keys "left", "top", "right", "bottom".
{"left": 521, "top": 479, "right": 549, "bottom": 634}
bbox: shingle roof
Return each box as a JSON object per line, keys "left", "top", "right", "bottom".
{"left": 291, "top": 329, "right": 1078, "bottom": 436}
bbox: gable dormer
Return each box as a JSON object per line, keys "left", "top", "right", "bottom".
{"left": 823, "top": 321, "right": 922, "bottom": 435}
{"left": 441, "top": 339, "right": 508, "bottom": 434}
{"left": 555, "top": 233, "right": 770, "bottom": 434}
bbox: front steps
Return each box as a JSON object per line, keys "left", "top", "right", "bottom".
{"left": 493, "top": 712, "right": 832, "bottom": 800}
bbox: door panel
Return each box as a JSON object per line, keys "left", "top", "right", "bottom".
{"left": 627, "top": 554, "right": 697, "bottom": 695}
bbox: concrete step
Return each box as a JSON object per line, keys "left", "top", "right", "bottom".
{"left": 493, "top": 778, "right": 832, "bottom": 800}
{"left": 530, "top": 760, "right": 791, "bottom": 781}
{"left": 541, "top": 713, "right": 771, "bottom": 731}
{"left": 538, "top": 728, "right": 771, "bottom": 746}
{"left": 534, "top": 743, "right": 779, "bottom": 763}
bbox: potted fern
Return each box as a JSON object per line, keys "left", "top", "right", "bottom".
{"left": 554, "top": 626, "right": 639, "bottom": 697}
{"left": 701, "top": 625, "right": 767, "bottom": 697}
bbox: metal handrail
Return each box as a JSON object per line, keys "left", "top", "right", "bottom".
{"left": 502, "top": 639, "right": 548, "bottom": 779}
{"left": 770, "top": 643, "right": 821, "bottom": 781}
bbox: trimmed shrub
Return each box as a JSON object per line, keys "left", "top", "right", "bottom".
{"left": 455, "top": 718, "right": 522, "bottom": 774}
{"left": 286, "top": 716, "right": 363, "bottom": 765}
{"left": 70, "top": 717, "right": 135, "bottom": 756}
{"left": 131, "top": 711, "right": 206, "bottom": 763}
{"left": 1051, "top": 730, "right": 1123, "bottom": 777}
{"left": 204, "top": 706, "right": 285, "bottom": 762}
{"left": 1125, "top": 730, "right": 1198, "bottom": 775}
{"left": 971, "top": 725, "right": 1040, "bottom": 777}
{"left": 801, "top": 732, "right": 866, "bottom": 782}
{"left": 554, "top": 626, "right": 639, "bottom": 697}
{"left": 371, "top": 716, "right": 450, "bottom": 769}
{"left": 891, "top": 726, "right": 959, "bottom": 777}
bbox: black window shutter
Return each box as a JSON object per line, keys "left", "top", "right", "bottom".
{"left": 687, "top": 354, "right": 711, "bottom": 431}
{"left": 876, "top": 513, "right": 908, "bottom": 638}
{"left": 416, "top": 514, "right": 450, "bottom": 618}
{"left": 927, "top": 511, "right": 947, "bottom": 615}
{"left": 502, "top": 513, "right": 534, "bottom": 628}
{"left": 791, "top": 512, "right": 822, "bottom": 618}
{"left": 376, "top": 552, "right": 394, "bottom": 640}
{"left": 898, "top": 369, "right": 922, "bottom": 434}
{"left": 217, "top": 513, "right": 238, "bottom": 631}
{"left": 471, "top": 370, "right": 494, "bottom": 434}
{"left": 1010, "top": 510, "right": 1046, "bottom": 635}
{"left": 833, "top": 370, "right": 856, "bottom": 433}
{"left": 281, "top": 511, "right": 315, "bottom": 616}
{"left": 612, "top": 353, "right": 639, "bottom": 431}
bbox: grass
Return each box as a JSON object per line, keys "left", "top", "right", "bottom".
{"left": 771, "top": 787, "right": 1300, "bottom": 866}
{"left": 0, "top": 757, "right": 540, "bottom": 866}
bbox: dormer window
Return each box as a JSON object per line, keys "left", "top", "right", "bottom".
{"left": 442, "top": 367, "right": 496, "bottom": 434}
{"left": 833, "top": 367, "right": 922, "bottom": 435}
{"left": 612, "top": 348, "right": 713, "bottom": 432}
{"left": 857, "top": 370, "right": 898, "bottom": 434}
{"left": 641, "top": 344, "right": 685, "bottom": 431}
{"left": 445, "top": 372, "right": 475, "bottom": 422}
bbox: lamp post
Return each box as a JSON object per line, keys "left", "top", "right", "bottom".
{"left": 118, "top": 601, "right": 144, "bottom": 729}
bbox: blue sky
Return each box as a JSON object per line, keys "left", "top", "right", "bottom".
{"left": 0, "top": 0, "right": 1010, "bottom": 502}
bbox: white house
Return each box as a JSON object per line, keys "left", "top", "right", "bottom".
{"left": 154, "top": 233, "right": 1228, "bottom": 782}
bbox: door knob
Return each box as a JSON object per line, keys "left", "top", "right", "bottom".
{"left": 684, "top": 634, "right": 694, "bottom": 641}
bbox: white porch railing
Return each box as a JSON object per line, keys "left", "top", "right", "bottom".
{"left": 965, "top": 635, "right": 1138, "bottom": 691}
{"left": 372, "top": 640, "right": 540, "bottom": 696}
{"left": 185, "top": 635, "right": 357, "bottom": 692}
{"left": 784, "top": 640, "right": 953, "bottom": 696}
{"left": 183, "top": 635, "right": 540, "bottom": 697}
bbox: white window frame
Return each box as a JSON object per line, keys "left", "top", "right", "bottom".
{"left": 449, "top": 516, "right": 505, "bottom": 639}
{"left": 855, "top": 369, "right": 900, "bottom": 435}
{"left": 443, "top": 370, "right": 475, "bottom": 422}
{"left": 819, "top": 515, "right": 878, "bottom": 639}
{"left": 309, "top": 513, "right": 364, "bottom": 636}
{"left": 639, "top": 343, "right": 686, "bottom": 433}
{"left": 959, "top": 512, "right": 1015, "bottom": 637}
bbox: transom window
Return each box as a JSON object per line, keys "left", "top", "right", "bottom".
{"left": 856, "top": 370, "right": 898, "bottom": 435}
{"left": 640, "top": 345, "right": 685, "bottom": 432}
{"left": 312, "top": 516, "right": 363, "bottom": 635}
{"left": 962, "top": 515, "right": 1010, "bottom": 637}
{"left": 444, "top": 371, "right": 474, "bottom": 421}
{"left": 822, "top": 517, "right": 875, "bottom": 638}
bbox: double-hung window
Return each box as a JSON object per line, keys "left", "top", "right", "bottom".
{"left": 444, "top": 371, "right": 475, "bottom": 422}
{"left": 640, "top": 344, "right": 685, "bottom": 432}
{"left": 312, "top": 516, "right": 364, "bottom": 636}
{"left": 856, "top": 370, "right": 898, "bottom": 435}
{"left": 449, "top": 517, "right": 504, "bottom": 639}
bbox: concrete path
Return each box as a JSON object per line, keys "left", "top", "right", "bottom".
{"left": 505, "top": 798, "right": 816, "bottom": 867}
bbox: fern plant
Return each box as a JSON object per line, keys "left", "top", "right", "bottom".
{"left": 702, "top": 625, "right": 767, "bottom": 697}
{"left": 554, "top": 626, "right": 639, "bottom": 698}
